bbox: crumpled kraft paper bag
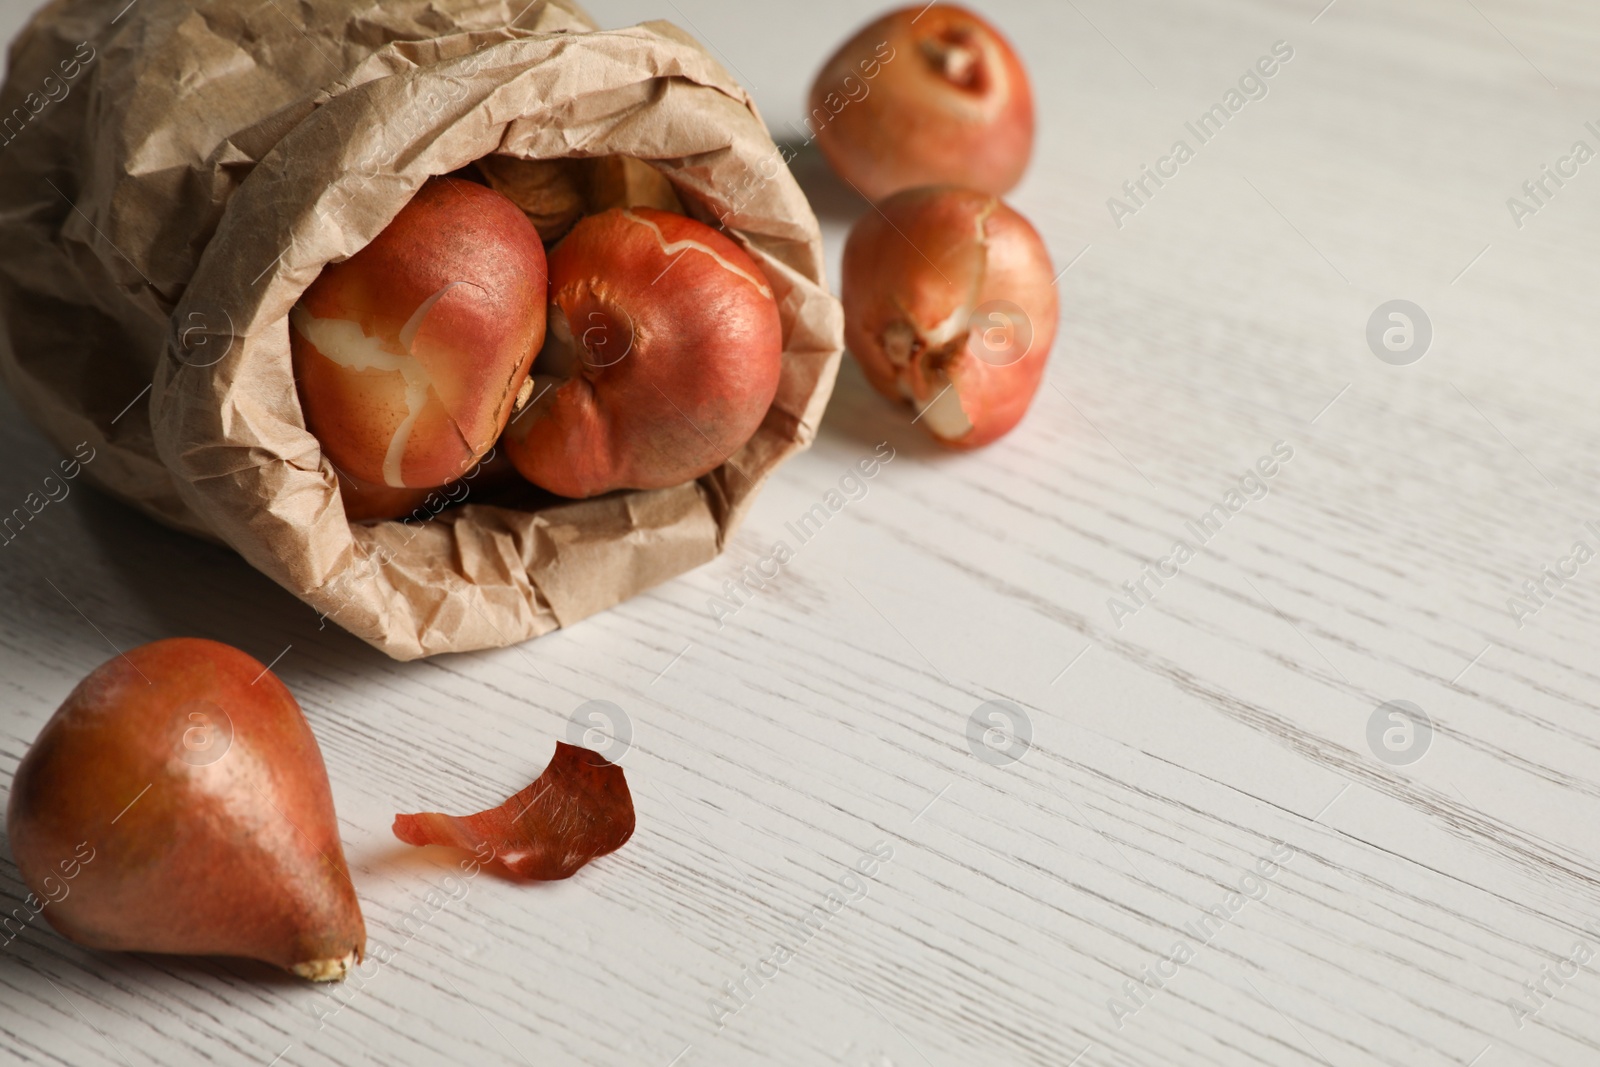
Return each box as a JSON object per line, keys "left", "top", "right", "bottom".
{"left": 0, "top": 0, "right": 843, "bottom": 659}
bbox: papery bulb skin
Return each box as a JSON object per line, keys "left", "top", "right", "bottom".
{"left": 504, "top": 207, "right": 783, "bottom": 498}
{"left": 292, "top": 178, "right": 548, "bottom": 490}
{"left": 811, "top": 4, "right": 1035, "bottom": 202}
{"left": 842, "top": 186, "right": 1057, "bottom": 448}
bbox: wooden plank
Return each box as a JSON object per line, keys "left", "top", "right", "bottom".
{"left": 3, "top": 0, "right": 1600, "bottom": 1063}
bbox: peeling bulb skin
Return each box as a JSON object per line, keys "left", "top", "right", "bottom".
{"left": 842, "top": 186, "right": 1058, "bottom": 448}
{"left": 5, "top": 639, "right": 367, "bottom": 979}
{"left": 811, "top": 4, "right": 1034, "bottom": 201}
{"left": 291, "top": 178, "right": 548, "bottom": 489}
{"left": 917, "top": 382, "right": 974, "bottom": 440}
{"left": 504, "top": 207, "right": 784, "bottom": 499}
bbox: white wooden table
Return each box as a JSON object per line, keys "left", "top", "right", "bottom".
{"left": 5, "top": 0, "right": 1600, "bottom": 1063}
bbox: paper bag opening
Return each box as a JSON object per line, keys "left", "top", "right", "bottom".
{"left": 0, "top": 0, "right": 843, "bottom": 660}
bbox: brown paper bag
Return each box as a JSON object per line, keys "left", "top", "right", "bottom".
{"left": 0, "top": 0, "right": 843, "bottom": 659}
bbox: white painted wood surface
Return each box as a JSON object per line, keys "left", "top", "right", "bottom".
{"left": 4, "top": 0, "right": 1600, "bottom": 1063}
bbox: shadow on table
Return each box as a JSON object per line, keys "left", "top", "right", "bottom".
{"left": 816, "top": 347, "right": 951, "bottom": 463}
{"left": 781, "top": 138, "right": 867, "bottom": 227}
{"left": 778, "top": 142, "right": 963, "bottom": 463}
{"left": 69, "top": 489, "right": 385, "bottom": 673}
{"left": 357, "top": 838, "right": 576, "bottom": 888}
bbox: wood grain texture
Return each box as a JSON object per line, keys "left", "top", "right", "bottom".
{"left": 4, "top": 0, "right": 1600, "bottom": 1063}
